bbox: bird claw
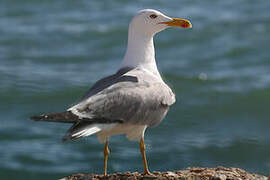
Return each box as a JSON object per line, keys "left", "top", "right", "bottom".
{"left": 142, "top": 171, "right": 154, "bottom": 176}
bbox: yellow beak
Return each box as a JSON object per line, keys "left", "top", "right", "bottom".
{"left": 159, "top": 18, "right": 192, "bottom": 28}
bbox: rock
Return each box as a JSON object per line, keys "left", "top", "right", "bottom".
{"left": 60, "top": 166, "right": 268, "bottom": 180}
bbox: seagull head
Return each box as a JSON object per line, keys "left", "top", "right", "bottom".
{"left": 129, "top": 9, "right": 192, "bottom": 37}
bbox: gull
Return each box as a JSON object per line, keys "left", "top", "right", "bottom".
{"left": 31, "top": 9, "right": 192, "bottom": 176}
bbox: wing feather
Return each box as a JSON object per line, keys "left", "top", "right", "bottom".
{"left": 69, "top": 68, "right": 175, "bottom": 127}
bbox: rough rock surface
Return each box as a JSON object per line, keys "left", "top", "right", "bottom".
{"left": 60, "top": 166, "right": 269, "bottom": 180}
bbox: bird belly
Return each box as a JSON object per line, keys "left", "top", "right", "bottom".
{"left": 96, "top": 124, "right": 147, "bottom": 143}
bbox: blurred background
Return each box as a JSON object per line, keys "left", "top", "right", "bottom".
{"left": 0, "top": 0, "right": 270, "bottom": 179}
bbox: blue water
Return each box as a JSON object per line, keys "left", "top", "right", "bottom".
{"left": 1, "top": 0, "right": 270, "bottom": 179}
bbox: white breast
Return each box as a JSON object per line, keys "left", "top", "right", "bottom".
{"left": 96, "top": 124, "right": 147, "bottom": 143}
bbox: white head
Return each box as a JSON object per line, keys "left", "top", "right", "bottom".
{"left": 129, "top": 9, "right": 192, "bottom": 37}
{"left": 120, "top": 9, "right": 192, "bottom": 77}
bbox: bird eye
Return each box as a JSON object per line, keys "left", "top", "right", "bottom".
{"left": 149, "top": 14, "right": 158, "bottom": 19}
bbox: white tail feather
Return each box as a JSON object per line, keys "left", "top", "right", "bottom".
{"left": 71, "top": 124, "right": 116, "bottom": 138}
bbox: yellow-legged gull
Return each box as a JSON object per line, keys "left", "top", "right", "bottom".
{"left": 31, "top": 9, "right": 192, "bottom": 176}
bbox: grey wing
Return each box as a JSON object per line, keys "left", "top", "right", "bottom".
{"left": 69, "top": 80, "right": 175, "bottom": 127}
{"left": 80, "top": 67, "right": 136, "bottom": 100}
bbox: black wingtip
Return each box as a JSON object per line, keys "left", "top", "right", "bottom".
{"left": 62, "top": 135, "right": 79, "bottom": 142}
{"left": 30, "top": 115, "right": 44, "bottom": 121}
{"left": 62, "top": 135, "right": 70, "bottom": 142}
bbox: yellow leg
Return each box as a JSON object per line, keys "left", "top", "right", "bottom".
{"left": 140, "top": 137, "right": 153, "bottom": 176}
{"left": 104, "top": 139, "right": 110, "bottom": 176}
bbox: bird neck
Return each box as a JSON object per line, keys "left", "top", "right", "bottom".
{"left": 120, "top": 29, "right": 161, "bottom": 78}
